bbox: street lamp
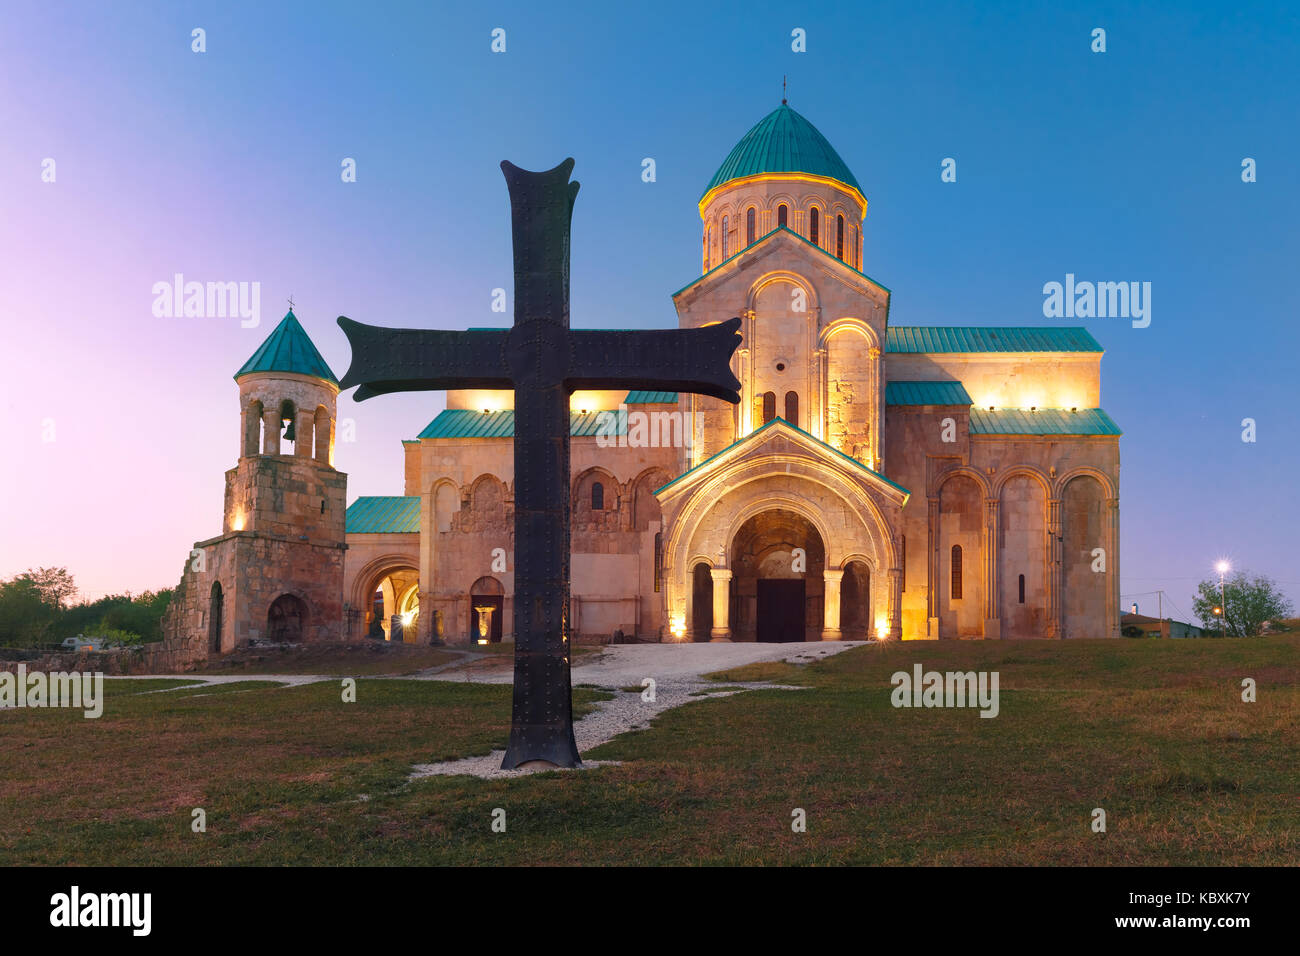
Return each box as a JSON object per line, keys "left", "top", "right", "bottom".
{"left": 1215, "top": 561, "right": 1230, "bottom": 637}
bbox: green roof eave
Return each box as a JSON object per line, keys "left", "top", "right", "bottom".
{"left": 885, "top": 381, "right": 974, "bottom": 406}
{"left": 672, "top": 226, "right": 891, "bottom": 299}
{"left": 655, "top": 417, "right": 909, "bottom": 499}
{"left": 886, "top": 326, "right": 1102, "bottom": 354}
{"left": 345, "top": 496, "right": 421, "bottom": 534}
{"left": 969, "top": 407, "right": 1122, "bottom": 436}
{"left": 415, "top": 408, "right": 630, "bottom": 440}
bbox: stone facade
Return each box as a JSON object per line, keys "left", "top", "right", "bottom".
{"left": 166, "top": 104, "right": 1122, "bottom": 656}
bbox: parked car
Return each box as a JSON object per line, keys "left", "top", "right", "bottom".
{"left": 60, "top": 636, "right": 101, "bottom": 652}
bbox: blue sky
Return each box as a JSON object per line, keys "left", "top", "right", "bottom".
{"left": 0, "top": 0, "right": 1296, "bottom": 618}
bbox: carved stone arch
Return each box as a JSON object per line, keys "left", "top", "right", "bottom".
{"left": 819, "top": 316, "right": 880, "bottom": 352}
{"left": 746, "top": 270, "right": 819, "bottom": 317}
{"left": 722, "top": 493, "right": 839, "bottom": 568}
{"left": 572, "top": 465, "right": 619, "bottom": 509}
{"left": 933, "top": 465, "right": 993, "bottom": 500}
{"left": 838, "top": 551, "right": 878, "bottom": 572}
{"left": 1054, "top": 466, "right": 1117, "bottom": 500}
{"left": 350, "top": 552, "right": 422, "bottom": 611}
{"left": 631, "top": 466, "right": 672, "bottom": 531}
{"left": 994, "top": 465, "right": 1053, "bottom": 499}
{"left": 430, "top": 477, "right": 460, "bottom": 533}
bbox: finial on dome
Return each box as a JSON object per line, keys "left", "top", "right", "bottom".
{"left": 782, "top": 75, "right": 787, "bottom": 105}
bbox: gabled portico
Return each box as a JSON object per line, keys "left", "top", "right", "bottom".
{"left": 656, "top": 418, "right": 909, "bottom": 642}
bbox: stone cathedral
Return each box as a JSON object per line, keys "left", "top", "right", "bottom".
{"left": 162, "top": 101, "right": 1122, "bottom": 658}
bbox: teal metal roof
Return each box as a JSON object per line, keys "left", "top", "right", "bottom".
{"left": 703, "top": 104, "right": 863, "bottom": 200}
{"left": 346, "top": 496, "right": 421, "bottom": 534}
{"left": 625, "top": 390, "right": 678, "bottom": 404}
{"left": 235, "top": 311, "right": 339, "bottom": 384}
{"left": 885, "top": 381, "right": 974, "bottom": 406}
{"left": 417, "top": 408, "right": 629, "bottom": 440}
{"left": 969, "top": 407, "right": 1122, "bottom": 436}
{"left": 656, "top": 417, "right": 909, "bottom": 498}
{"left": 886, "top": 326, "right": 1102, "bottom": 354}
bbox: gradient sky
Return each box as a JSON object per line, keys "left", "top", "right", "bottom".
{"left": 1, "top": 0, "right": 1296, "bottom": 622}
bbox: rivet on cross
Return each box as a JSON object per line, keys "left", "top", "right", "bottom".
{"left": 336, "top": 159, "right": 741, "bottom": 769}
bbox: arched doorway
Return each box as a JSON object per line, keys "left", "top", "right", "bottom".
{"left": 841, "top": 560, "right": 871, "bottom": 640}
{"left": 360, "top": 564, "right": 420, "bottom": 642}
{"left": 208, "top": 582, "right": 224, "bottom": 655}
{"left": 469, "top": 576, "right": 504, "bottom": 644}
{"left": 690, "top": 563, "right": 713, "bottom": 642}
{"left": 267, "top": 594, "right": 308, "bottom": 643}
{"left": 731, "top": 509, "right": 825, "bottom": 642}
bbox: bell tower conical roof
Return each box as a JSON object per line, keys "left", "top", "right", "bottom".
{"left": 234, "top": 310, "right": 339, "bottom": 386}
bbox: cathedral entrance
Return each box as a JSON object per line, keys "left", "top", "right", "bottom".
{"left": 267, "top": 593, "right": 308, "bottom": 643}
{"left": 756, "top": 579, "right": 806, "bottom": 642}
{"left": 730, "top": 508, "right": 824, "bottom": 642}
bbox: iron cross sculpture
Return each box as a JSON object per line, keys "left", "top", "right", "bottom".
{"left": 337, "top": 159, "right": 741, "bottom": 769}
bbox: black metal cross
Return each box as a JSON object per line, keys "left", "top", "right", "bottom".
{"left": 337, "top": 159, "right": 741, "bottom": 769}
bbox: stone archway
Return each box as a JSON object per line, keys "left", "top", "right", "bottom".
{"left": 730, "top": 509, "right": 825, "bottom": 642}
{"left": 356, "top": 562, "right": 420, "bottom": 642}
{"left": 469, "top": 576, "right": 504, "bottom": 644}
{"left": 208, "top": 582, "right": 224, "bottom": 655}
{"left": 841, "top": 560, "right": 872, "bottom": 640}
{"left": 690, "top": 563, "right": 713, "bottom": 642}
{"left": 267, "top": 594, "right": 308, "bottom": 643}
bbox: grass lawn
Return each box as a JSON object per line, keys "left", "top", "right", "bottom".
{"left": 1, "top": 637, "right": 1295, "bottom": 865}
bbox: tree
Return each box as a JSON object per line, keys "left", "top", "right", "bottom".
{"left": 0, "top": 576, "right": 57, "bottom": 645}
{"left": 1192, "top": 572, "right": 1293, "bottom": 637}
{"left": 25, "top": 567, "right": 77, "bottom": 611}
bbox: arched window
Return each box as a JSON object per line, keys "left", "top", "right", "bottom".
{"left": 706, "top": 225, "right": 712, "bottom": 269}
{"left": 591, "top": 481, "right": 604, "bottom": 510}
{"left": 721, "top": 216, "right": 729, "bottom": 259}
{"left": 762, "top": 391, "right": 776, "bottom": 424}
{"left": 809, "top": 207, "right": 819, "bottom": 245}
{"left": 951, "top": 545, "right": 963, "bottom": 600}
{"left": 1018, "top": 574, "right": 1026, "bottom": 604}
{"left": 746, "top": 207, "right": 756, "bottom": 246}
{"left": 777, "top": 203, "right": 788, "bottom": 228}
{"left": 836, "top": 214, "right": 845, "bottom": 260}
{"left": 784, "top": 391, "right": 799, "bottom": 428}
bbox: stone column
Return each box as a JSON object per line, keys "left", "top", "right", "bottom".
{"left": 888, "top": 567, "right": 903, "bottom": 640}
{"left": 926, "top": 496, "right": 940, "bottom": 638}
{"left": 314, "top": 414, "right": 333, "bottom": 464}
{"left": 1046, "top": 497, "right": 1062, "bottom": 638}
{"left": 294, "top": 408, "right": 314, "bottom": 458}
{"left": 709, "top": 567, "right": 732, "bottom": 642}
{"left": 262, "top": 406, "right": 281, "bottom": 455}
{"left": 983, "top": 497, "right": 1001, "bottom": 639}
{"left": 821, "top": 568, "right": 843, "bottom": 641}
{"left": 1106, "top": 497, "right": 1120, "bottom": 639}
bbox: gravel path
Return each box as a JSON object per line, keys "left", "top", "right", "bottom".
{"left": 410, "top": 641, "right": 866, "bottom": 780}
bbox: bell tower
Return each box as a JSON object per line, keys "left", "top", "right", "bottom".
{"left": 161, "top": 310, "right": 350, "bottom": 659}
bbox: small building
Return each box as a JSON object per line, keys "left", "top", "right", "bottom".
{"left": 1121, "top": 612, "right": 1206, "bottom": 639}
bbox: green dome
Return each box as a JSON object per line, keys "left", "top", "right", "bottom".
{"left": 702, "top": 103, "right": 863, "bottom": 202}
{"left": 235, "top": 311, "right": 338, "bottom": 385}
